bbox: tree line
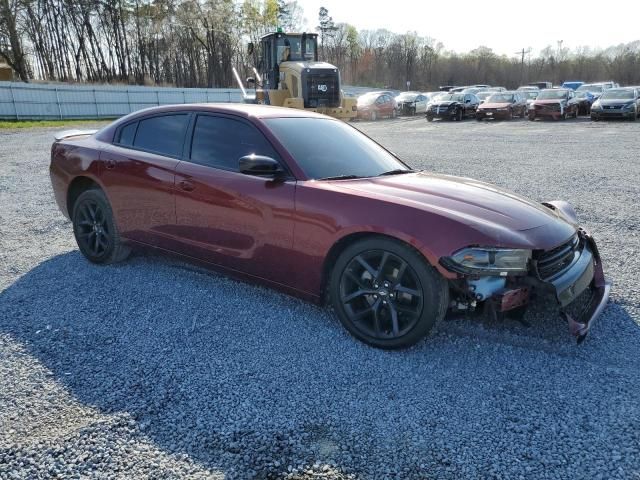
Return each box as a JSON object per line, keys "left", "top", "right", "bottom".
{"left": 1, "top": 0, "right": 639, "bottom": 89}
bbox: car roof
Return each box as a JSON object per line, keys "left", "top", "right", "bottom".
{"left": 94, "top": 103, "right": 331, "bottom": 142}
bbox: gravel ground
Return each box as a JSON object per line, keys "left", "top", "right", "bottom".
{"left": 1, "top": 116, "right": 639, "bottom": 479}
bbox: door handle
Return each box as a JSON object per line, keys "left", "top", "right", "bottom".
{"left": 179, "top": 180, "right": 195, "bottom": 192}
{"left": 105, "top": 159, "right": 116, "bottom": 170}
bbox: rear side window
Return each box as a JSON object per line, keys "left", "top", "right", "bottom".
{"left": 132, "top": 114, "right": 189, "bottom": 157}
{"left": 190, "top": 115, "right": 279, "bottom": 171}
{"left": 118, "top": 122, "right": 137, "bottom": 146}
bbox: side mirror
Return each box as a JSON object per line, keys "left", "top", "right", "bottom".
{"left": 247, "top": 42, "right": 254, "bottom": 56}
{"left": 465, "top": 99, "right": 471, "bottom": 103}
{"left": 239, "top": 155, "right": 284, "bottom": 177}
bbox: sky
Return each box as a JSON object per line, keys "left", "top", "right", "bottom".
{"left": 294, "top": 0, "right": 640, "bottom": 57}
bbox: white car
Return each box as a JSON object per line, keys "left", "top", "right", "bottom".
{"left": 395, "top": 92, "right": 429, "bottom": 115}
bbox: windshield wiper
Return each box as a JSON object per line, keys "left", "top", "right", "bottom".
{"left": 377, "top": 169, "right": 415, "bottom": 176}
{"left": 318, "top": 174, "right": 363, "bottom": 181}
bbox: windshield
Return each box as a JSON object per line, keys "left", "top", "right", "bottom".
{"left": 536, "top": 90, "right": 568, "bottom": 100}
{"left": 577, "top": 84, "right": 603, "bottom": 93}
{"left": 523, "top": 91, "right": 539, "bottom": 99}
{"left": 438, "top": 94, "right": 464, "bottom": 102}
{"left": 265, "top": 118, "right": 408, "bottom": 180}
{"left": 601, "top": 89, "right": 635, "bottom": 100}
{"left": 476, "top": 92, "right": 493, "bottom": 100}
{"left": 487, "top": 93, "right": 515, "bottom": 103}
{"left": 397, "top": 93, "right": 418, "bottom": 101}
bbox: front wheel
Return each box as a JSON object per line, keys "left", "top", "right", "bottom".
{"left": 528, "top": 113, "right": 536, "bottom": 121}
{"left": 329, "top": 237, "right": 448, "bottom": 349}
{"left": 426, "top": 114, "right": 433, "bottom": 122}
{"left": 72, "top": 189, "right": 130, "bottom": 264}
{"left": 455, "top": 109, "right": 463, "bottom": 121}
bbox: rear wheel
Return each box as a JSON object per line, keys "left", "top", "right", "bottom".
{"left": 456, "top": 109, "right": 463, "bottom": 121}
{"left": 329, "top": 237, "right": 448, "bottom": 349}
{"left": 72, "top": 189, "right": 130, "bottom": 264}
{"left": 572, "top": 106, "right": 578, "bottom": 118}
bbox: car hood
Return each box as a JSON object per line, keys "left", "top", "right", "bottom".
{"left": 533, "top": 99, "right": 567, "bottom": 105}
{"left": 598, "top": 98, "right": 634, "bottom": 105}
{"left": 326, "top": 172, "right": 576, "bottom": 247}
{"left": 479, "top": 102, "right": 511, "bottom": 108}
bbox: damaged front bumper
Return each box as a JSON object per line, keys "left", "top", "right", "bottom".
{"left": 443, "top": 231, "right": 611, "bottom": 343}
{"left": 555, "top": 233, "right": 611, "bottom": 342}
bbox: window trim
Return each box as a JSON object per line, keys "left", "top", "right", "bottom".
{"left": 183, "top": 112, "right": 293, "bottom": 178}
{"left": 112, "top": 111, "right": 192, "bottom": 160}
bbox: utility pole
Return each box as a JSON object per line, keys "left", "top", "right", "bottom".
{"left": 515, "top": 48, "right": 531, "bottom": 85}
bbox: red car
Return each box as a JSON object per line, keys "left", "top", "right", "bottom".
{"left": 528, "top": 89, "right": 580, "bottom": 120}
{"left": 356, "top": 92, "right": 397, "bottom": 120}
{"left": 50, "top": 104, "right": 610, "bottom": 349}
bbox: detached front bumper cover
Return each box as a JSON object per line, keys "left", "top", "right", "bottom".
{"left": 559, "top": 232, "right": 611, "bottom": 343}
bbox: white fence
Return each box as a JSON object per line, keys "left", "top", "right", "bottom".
{"left": 0, "top": 81, "right": 392, "bottom": 120}
{"left": 0, "top": 82, "right": 244, "bottom": 120}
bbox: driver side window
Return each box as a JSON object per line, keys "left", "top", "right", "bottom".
{"left": 189, "top": 115, "right": 280, "bottom": 171}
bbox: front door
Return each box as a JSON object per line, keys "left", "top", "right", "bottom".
{"left": 173, "top": 114, "right": 296, "bottom": 285}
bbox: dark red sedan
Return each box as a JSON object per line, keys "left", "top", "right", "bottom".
{"left": 50, "top": 104, "right": 610, "bottom": 348}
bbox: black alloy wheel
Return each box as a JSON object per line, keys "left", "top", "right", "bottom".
{"left": 72, "top": 189, "right": 130, "bottom": 264}
{"left": 456, "top": 108, "right": 463, "bottom": 121}
{"left": 330, "top": 237, "right": 448, "bottom": 349}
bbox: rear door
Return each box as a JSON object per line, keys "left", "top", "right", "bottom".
{"left": 100, "top": 113, "right": 190, "bottom": 247}
{"left": 172, "top": 113, "right": 297, "bottom": 284}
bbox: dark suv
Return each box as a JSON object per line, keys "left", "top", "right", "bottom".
{"left": 426, "top": 93, "right": 479, "bottom": 121}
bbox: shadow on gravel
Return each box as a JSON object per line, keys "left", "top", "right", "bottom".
{"left": 2, "top": 250, "right": 640, "bottom": 479}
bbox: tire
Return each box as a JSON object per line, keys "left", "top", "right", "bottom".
{"left": 391, "top": 109, "right": 397, "bottom": 119}
{"left": 560, "top": 112, "right": 567, "bottom": 120}
{"left": 528, "top": 113, "right": 536, "bottom": 121}
{"left": 72, "top": 189, "right": 131, "bottom": 264}
{"left": 476, "top": 116, "right": 483, "bottom": 121}
{"left": 370, "top": 111, "right": 377, "bottom": 121}
{"left": 507, "top": 109, "right": 513, "bottom": 120}
{"left": 520, "top": 106, "right": 526, "bottom": 118}
{"left": 631, "top": 109, "right": 638, "bottom": 121}
{"left": 426, "top": 114, "right": 433, "bottom": 122}
{"left": 411, "top": 107, "right": 416, "bottom": 116}
{"left": 591, "top": 115, "right": 598, "bottom": 121}
{"left": 456, "top": 109, "right": 463, "bottom": 121}
{"left": 329, "top": 237, "right": 449, "bottom": 349}
{"left": 572, "top": 107, "right": 578, "bottom": 118}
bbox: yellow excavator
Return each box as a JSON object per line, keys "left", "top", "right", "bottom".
{"left": 233, "top": 30, "right": 357, "bottom": 120}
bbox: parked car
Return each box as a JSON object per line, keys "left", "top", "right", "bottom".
{"left": 576, "top": 83, "right": 604, "bottom": 97}
{"left": 521, "top": 90, "right": 539, "bottom": 109}
{"left": 49, "top": 104, "right": 610, "bottom": 348}
{"left": 439, "top": 85, "right": 457, "bottom": 91}
{"left": 528, "top": 89, "right": 579, "bottom": 121}
{"left": 395, "top": 92, "right": 429, "bottom": 115}
{"left": 574, "top": 90, "right": 594, "bottom": 115}
{"left": 461, "top": 87, "right": 486, "bottom": 95}
{"left": 476, "top": 92, "right": 528, "bottom": 120}
{"left": 486, "top": 86, "right": 507, "bottom": 92}
{"left": 356, "top": 92, "right": 397, "bottom": 120}
{"left": 426, "top": 93, "right": 479, "bottom": 121}
{"left": 449, "top": 86, "right": 468, "bottom": 93}
{"left": 517, "top": 86, "right": 539, "bottom": 92}
{"left": 561, "top": 81, "right": 584, "bottom": 90}
{"left": 528, "top": 81, "right": 553, "bottom": 90}
{"left": 476, "top": 91, "right": 494, "bottom": 104}
{"left": 590, "top": 87, "right": 639, "bottom": 121}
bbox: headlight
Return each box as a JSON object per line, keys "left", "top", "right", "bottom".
{"left": 441, "top": 247, "right": 532, "bottom": 275}
{"left": 623, "top": 102, "right": 635, "bottom": 110}
{"left": 591, "top": 101, "right": 601, "bottom": 110}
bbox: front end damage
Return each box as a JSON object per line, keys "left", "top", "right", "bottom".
{"left": 440, "top": 226, "right": 611, "bottom": 343}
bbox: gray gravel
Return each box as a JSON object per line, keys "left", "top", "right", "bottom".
{"left": 1, "top": 117, "right": 639, "bottom": 479}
